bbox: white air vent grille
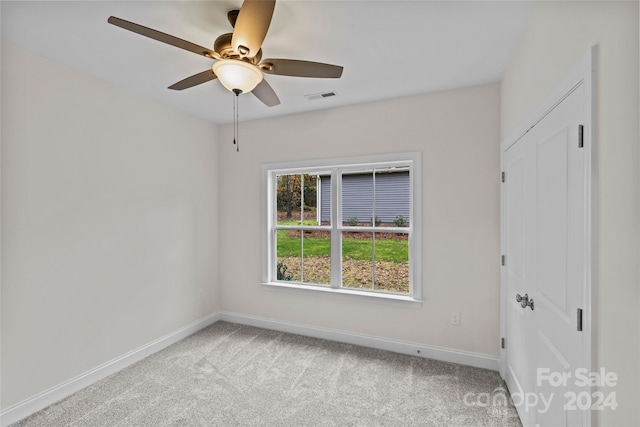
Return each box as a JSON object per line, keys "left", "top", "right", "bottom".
{"left": 305, "top": 91, "right": 339, "bottom": 101}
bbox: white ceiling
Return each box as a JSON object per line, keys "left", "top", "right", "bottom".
{"left": 1, "top": 1, "right": 533, "bottom": 125}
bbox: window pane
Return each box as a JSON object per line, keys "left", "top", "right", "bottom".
{"left": 276, "top": 229, "right": 301, "bottom": 282}
{"left": 302, "top": 173, "right": 319, "bottom": 226}
{"left": 341, "top": 232, "right": 374, "bottom": 289}
{"left": 373, "top": 232, "right": 409, "bottom": 294}
{"left": 302, "top": 230, "right": 331, "bottom": 285}
{"left": 341, "top": 231, "right": 409, "bottom": 294}
{"left": 267, "top": 156, "right": 417, "bottom": 298}
{"left": 276, "top": 174, "right": 302, "bottom": 225}
{"left": 374, "top": 169, "right": 411, "bottom": 227}
{"left": 341, "top": 169, "right": 374, "bottom": 227}
{"left": 317, "top": 174, "right": 331, "bottom": 226}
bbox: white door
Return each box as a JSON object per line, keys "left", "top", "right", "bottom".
{"left": 504, "top": 127, "right": 535, "bottom": 424}
{"left": 503, "top": 83, "right": 588, "bottom": 427}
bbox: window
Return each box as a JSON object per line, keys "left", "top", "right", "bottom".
{"left": 262, "top": 153, "right": 422, "bottom": 304}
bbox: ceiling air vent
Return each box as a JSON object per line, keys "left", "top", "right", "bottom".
{"left": 305, "top": 91, "right": 339, "bottom": 101}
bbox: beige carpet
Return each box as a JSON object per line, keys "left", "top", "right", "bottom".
{"left": 14, "top": 321, "right": 522, "bottom": 426}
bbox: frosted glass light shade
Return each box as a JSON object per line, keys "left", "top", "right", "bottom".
{"left": 212, "top": 59, "right": 263, "bottom": 93}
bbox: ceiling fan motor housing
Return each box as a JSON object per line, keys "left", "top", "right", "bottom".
{"left": 214, "top": 33, "right": 262, "bottom": 64}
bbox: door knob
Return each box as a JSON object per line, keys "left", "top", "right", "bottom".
{"left": 516, "top": 293, "right": 528, "bottom": 308}
{"left": 516, "top": 293, "right": 534, "bottom": 310}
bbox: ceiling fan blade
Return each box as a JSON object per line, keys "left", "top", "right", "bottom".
{"left": 231, "top": 0, "right": 275, "bottom": 58}
{"left": 251, "top": 79, "right": 280, "bottom": 107}
{"left": 168, "top": 70, "right": 218, "bottom": 91}
{"left": 259, "top": 59, "right": 343, "bottom": 78}
{"left": 108, "top": 16, "right": 220, "bottom": 60}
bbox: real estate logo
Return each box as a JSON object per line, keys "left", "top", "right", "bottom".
{"left": 462, "top": 368, "right": 618, "bottom": 413}
{"left": 536, "top": 367, "right": 618, "bottom": 412}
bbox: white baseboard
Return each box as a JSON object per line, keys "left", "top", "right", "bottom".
{"left": 2, "top": 311, "right": 499, "bottom": 426}
{"left": 0, "top": 312, "right": 221, "bottom": 427}
{"left": 218, "top": 311, "right": 499, "bottom": 372}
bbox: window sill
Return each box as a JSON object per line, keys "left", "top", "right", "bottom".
{"left": 261, "top": 281, "right": 423, "bottom": 308}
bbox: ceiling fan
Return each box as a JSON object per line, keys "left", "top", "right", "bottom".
{"left": 108, "top": 0, "right": 344, "bottom": 107}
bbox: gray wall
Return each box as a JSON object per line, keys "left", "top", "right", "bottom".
{"left": 219, "top": 82, "right": 502, "bottom": 359}
{"left": 1, "top": 44, "right": 221, "bottom": 409}
{"left": 320, "top": 172, "right": 410, "bottom": 224}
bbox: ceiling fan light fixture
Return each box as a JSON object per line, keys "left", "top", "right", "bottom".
{"left": 213, "top": 59, "right": 263, "bottom": 94}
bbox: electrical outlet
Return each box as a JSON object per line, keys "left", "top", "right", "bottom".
{"left": 450, "top": 312, "right": 461, "bottom": 326}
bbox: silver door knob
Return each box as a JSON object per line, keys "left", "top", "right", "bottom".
{"left": 516, "top": 293, "right": 528, "bottom": 308}
{"left": 516, "top": 293, "right": 534, "bottom": 310}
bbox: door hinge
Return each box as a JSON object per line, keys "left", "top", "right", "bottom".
{"left": 501, "top": 255, "right": 506, "bottom": 266}
{"left": 501, "top": 171, "right": 505, "bottom": 183}
{"left": 501, "top": 337, "right": 505, "bottom": 349}
{"left": 578, "top": 124, "right": 584, "bottom": 148}
{"left": 577, "top": 308, "right": 583, "bottom": 331}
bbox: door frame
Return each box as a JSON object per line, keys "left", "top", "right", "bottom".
{"left": 499, "top": 46, "right": 595, "bottom": 426}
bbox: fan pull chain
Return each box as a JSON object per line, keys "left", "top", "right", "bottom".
{"left": 232, "top": 89, "right": 241, "bottom": 152}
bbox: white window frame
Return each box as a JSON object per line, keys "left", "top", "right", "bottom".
{"left": 261, "top": 152, "right": 422, "bottom": 306}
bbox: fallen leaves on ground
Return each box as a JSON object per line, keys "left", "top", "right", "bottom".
{"left": 278, "top": 256, "right": 409, "bottom": 294}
